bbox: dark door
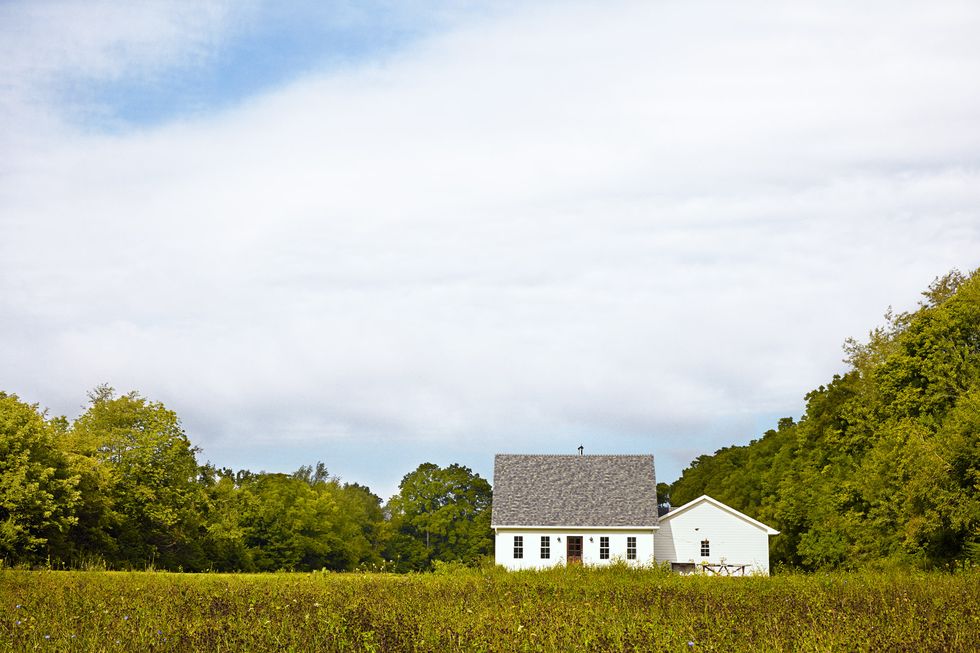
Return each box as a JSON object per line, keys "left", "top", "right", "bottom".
{"left": 567, "top": 536, "right": 583, "bottom": 564}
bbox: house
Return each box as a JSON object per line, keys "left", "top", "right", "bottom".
{"left": 491, "top": 453, "right": 778, "bottom": 575}
{"left": 654, "top": 494, "right": 779, "bottom": 575}
{"left": 491, "top": 454, "right": 659, "bottom": 570}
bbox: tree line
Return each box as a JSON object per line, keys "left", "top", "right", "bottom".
{"left": 6, "top": 268, "right": 978, "bottom": 573}
{"left": 0, "top": 385, "right": 491, "bottom": 571}
{"left": 667, "top": 268, "right": 980, "bottom": 570}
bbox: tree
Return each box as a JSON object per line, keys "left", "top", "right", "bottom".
{"left": 0, "top": 393, "right": 79, "bottom": 564}
{"left": 69, "top": 385, "right": 204, "bottom": 569}
{"left": 667, "top": 267, "right": 980, "bottom": 570}
{"left": 0, "top": 387, "right": 394, "bottom": 572}
{"left": 335, "top": 482, "right": 385, "bottom": 568}
{"left": 239, "top": 471, "right": 343, "bottom": 571}
{"left": 384, "top": 463, "right": 492, "bottom": 570}
{"left": 197, "top": 464, "right": 253, "bottom": 571}
{"left": 656, "top": 482, "right": 671, "bottom": 511}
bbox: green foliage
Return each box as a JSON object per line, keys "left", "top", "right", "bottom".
{"left": 234, "top": 469, "right": 386, "bottom": 572}
{"left": 671, "top": 268, "right": 980, "bottom": 570}
{"left": 0, "top": 386, "right": 397, "bottom": 572}
{"left": 0, "top": 393, "right": 79, "bottom": 564}
{"left": 68, "top": 386, "right": 204, "bottom": 569}
{"left": 0, "top": 384, "right": 498, "bottom": 573}
{"left": 239, "top": 472, "right": 340, "bottom": 571}
{"left": 1, "top": 568, "right": 979, "bottom": 651}
{"left": 196, "top": 464, "right": 252, "bottom": 571}
{"left": 384, "top": 462, "right": 493, "bottom": 570}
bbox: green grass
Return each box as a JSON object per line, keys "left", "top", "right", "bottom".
{"left": 1, "top": 566, "right": 978, "bottom": 652}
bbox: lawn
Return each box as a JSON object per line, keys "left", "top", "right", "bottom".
{"left": 1, "top": 566, "right": 978, "bottom": 651}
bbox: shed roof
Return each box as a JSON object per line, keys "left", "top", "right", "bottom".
{"left": 491, "top": 454, "right": 659, "bottom": 528}
{"left": 660, "top": 495, "right": 780, "bottom": 535}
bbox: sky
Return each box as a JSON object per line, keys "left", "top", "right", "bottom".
{"left": 2, "top": 0, "right": 979, "bottom": 500}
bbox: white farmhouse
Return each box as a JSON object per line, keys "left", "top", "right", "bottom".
{"left": 491, "top": 453, "right": 779, "bottom": 575}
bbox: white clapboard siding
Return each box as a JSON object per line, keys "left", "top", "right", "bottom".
{"left": 654, "top": 495, "right": 778, "bottom": 575}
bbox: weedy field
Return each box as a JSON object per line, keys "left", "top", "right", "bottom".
{"left": 0, "top": 566, "right": 978, "bottom": 652}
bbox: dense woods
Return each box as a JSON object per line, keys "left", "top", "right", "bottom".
{"left": 0, "top": 387, "right": 492, "bottom": 571}
{"left": 669, "top": 268, "right": 980, "bottom": 570}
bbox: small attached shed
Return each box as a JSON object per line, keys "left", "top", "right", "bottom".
{"left": 491, "top": 454, "right": 659, "bottom": 570}
{"left": 654, "top": 495, "right": 779, "bottom": 575}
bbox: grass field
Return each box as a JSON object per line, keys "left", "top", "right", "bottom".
{"left": 1, "top": 566, "right": 978, "bottom": 652}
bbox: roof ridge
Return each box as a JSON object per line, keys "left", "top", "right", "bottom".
{"left": 495, "top": 453, "right": 653, "bottom": 457}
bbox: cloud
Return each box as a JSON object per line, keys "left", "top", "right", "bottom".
{"left": 2, "top": 1, "right": 980, "bottom": 496}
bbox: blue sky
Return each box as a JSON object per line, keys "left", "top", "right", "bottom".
{"left": 62, "top": 2, "right": 490, "bottom": 129}
{"left": 2, "top": 0, "right": 980, "bottom": 499}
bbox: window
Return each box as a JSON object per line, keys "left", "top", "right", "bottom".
{"left": 626, "top": 536, "right": 637, "bottom": 560}
{"left": 599, "top": 536, "right": 610, "bottom": 560}
{"left": 540, "top": 536, "right": 550, "bottom": 559}
{"left": 514, "top": 535, "right": 524, "bottom": 559}
{"left": 700, "top": 539, "right": 710, "bottom": 557}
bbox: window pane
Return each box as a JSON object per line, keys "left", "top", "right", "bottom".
{"left": 541, "top": 535, "right": 550, "bottom": 559}
{"left": 599, "top": 536, "right": 610, "bottom": 560}
{"left": 514, "top": 535, "right": 524, "bottom": 559}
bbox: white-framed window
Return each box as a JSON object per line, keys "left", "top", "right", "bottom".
{"left": 540, "top": 535, "right": 550, "bottom": 559}
{"left": 599, "top": 536, "right": 610, "bottom": 560}
{"left": 700, "top": 539, "right": 710, "bottom": 557}
{"left": 514, "top": 535, "right": 524, "bottom": 559}
{"left": 626, "top": 536, "right": 637, "bottom": 560}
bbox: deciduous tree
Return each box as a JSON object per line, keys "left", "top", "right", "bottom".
{"left": 0, "top": 393, "right": 79, "bottom": 564}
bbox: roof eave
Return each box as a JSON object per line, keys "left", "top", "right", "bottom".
{"left": 660, "top": 495, "right": 780, "bottom": 535}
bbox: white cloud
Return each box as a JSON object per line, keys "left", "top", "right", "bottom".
{"left": 0, "top": 0, "right": 241, "bottom": 160}
{"left": 2, "top": 0, "right": 980, "bottom": 495}
{"left": 1, "top": 1, "right": 232, "bottom": 80}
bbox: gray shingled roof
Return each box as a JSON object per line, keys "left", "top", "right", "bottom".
{"left": 491, "top": 454, "right": 659, "bottom": 527}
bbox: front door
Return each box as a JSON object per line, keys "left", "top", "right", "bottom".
{"left": 566, "top": 536, "right": 583, "bottom": 565}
